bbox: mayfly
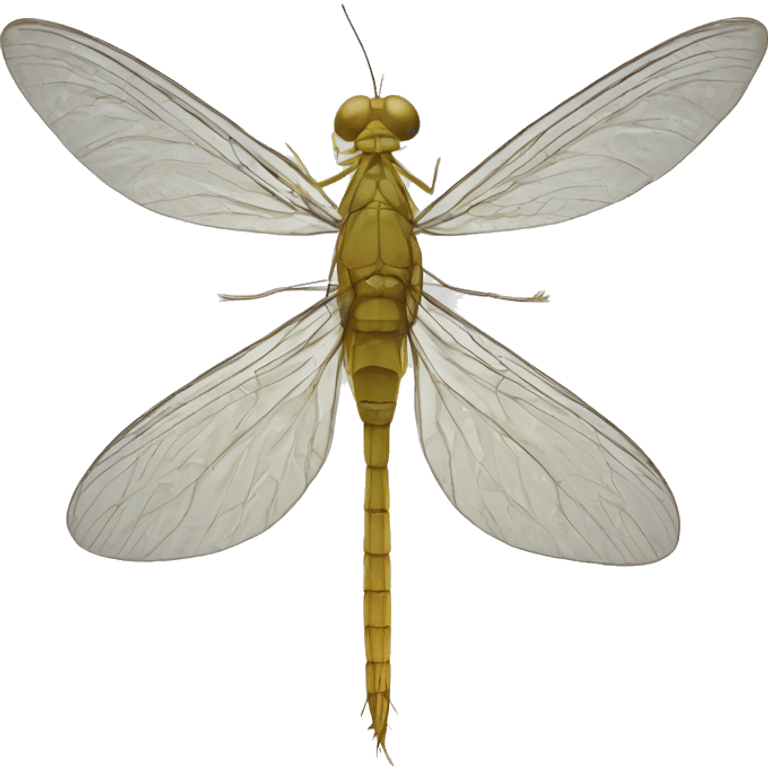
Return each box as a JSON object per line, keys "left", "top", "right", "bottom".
{"left": 3, "top": 10, "right": 766, "bottom": 761}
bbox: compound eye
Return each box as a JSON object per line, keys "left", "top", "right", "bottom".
{"left": 382, "top": 95, "right": 420, "bottom": 140}
{"left": 334, "top": 96, "right": 372, "bottom": 141}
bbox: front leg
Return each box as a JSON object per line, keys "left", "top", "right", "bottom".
{"left": 393, "top": 157, "right": 441, "bottom": 194}
{"left": 286, "top": 143, "right": 357, "bottom": 188}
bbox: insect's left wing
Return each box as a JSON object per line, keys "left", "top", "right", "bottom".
{"left": 414, "top": 18, "right": 766, "bottom": 236}
{"left": 2, "top": 19, "right": 340, "bottom": 235}
{"left": 409, "top": 293, "right": 679, "bottom": 565}
{"left": 68, "top": 296, "right": 344, "bottom": 561}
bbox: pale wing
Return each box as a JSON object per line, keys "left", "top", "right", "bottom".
{"left": 409, "top": 293, "right": 679, "bottom": 565}
{"left": 414, "top": 18, "right": 766, "bottom": 235}
{"left": 2, "top": 19, "right": 340, "bottom": 235}
{"left": 68, "top": 297, "right": 344, "bottom": 561}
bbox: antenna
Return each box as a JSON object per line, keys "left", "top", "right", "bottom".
{"left": 342, "top": 5, "right": 378, "bottom": 97}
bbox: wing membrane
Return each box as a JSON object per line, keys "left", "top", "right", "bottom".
{"left": 68, "top": 296, "right": 344, "bottom": 561}
{"left": 409, "top": 293, "right": 679, "bottom": 565}
{"left": 2, "top": 19, "right": 341, "bottom": 234}
{"left": 414, "top": 18, "right": 766, "bottom": 235}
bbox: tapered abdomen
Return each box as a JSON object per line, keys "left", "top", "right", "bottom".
{"left": 346, "top": 302, "right": 406, "bottom": 759}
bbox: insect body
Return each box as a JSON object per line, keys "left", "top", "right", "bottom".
{"left": 330, "top": 94, "right": 432, "bottom": 747}
{"left": 2, "top": 15, "right": 766, "bottom": 761}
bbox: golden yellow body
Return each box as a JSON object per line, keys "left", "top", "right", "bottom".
{"left": 304, "top": 94, "right": 438, "bottom": 758}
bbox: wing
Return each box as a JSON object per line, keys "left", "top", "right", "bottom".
{"left": 409, "top": 293, "right": 679, "bottom": 565}
{"left": 2, "top": 18, "right": 341, "bottom": 235}
{"left": 414, "top": 18, "right": 766, "bottom": 235}
{"left": 67, "top": 296, "right": 344, "bottom": 561}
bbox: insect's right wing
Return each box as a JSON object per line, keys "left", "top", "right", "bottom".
{"left": 2, "top": 19, "right": 341, "bottom": 235}
{"left": 414, "top": 18, "right": 766, "bottom": 236}
{"left": 68, "top": 296, "right": 344, "bottom": 562}
{"left": 409, "top": 293, "right": 679, "bottom": 565}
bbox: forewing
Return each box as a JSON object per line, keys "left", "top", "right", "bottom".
{"left": 68, "top": 297, "right": 344, "bottom": 561}
{"left": 409, "top": 293, "right": 679, "bottom": 565}
{"left": 414, "top": 18, "right": 766, "bottom": 235}
{"left": 2, "top": 19, "right": 341, "bottom": 234}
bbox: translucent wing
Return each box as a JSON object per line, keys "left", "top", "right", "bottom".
{"left": 68, "top": 296, "right": 344, "bottom": 561}
{"left": 414, "top": 18, "right": 766, "bottom": 235}
{"left": 409, "top": 293, "right": 679, "bottom": 565}
{"left": 2, "top": 19, "right": 340, "bottom": 235}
